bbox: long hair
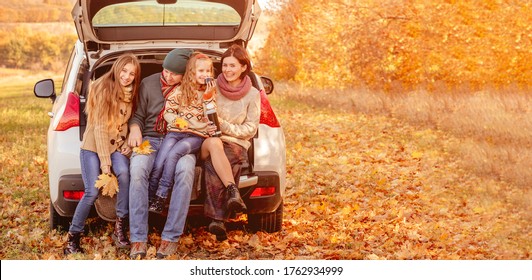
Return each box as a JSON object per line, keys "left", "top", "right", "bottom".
{"left": 221, "top": 44, "right": 251, "bottom": 80}
{"left": 179, "top": 52, "right": 213, "bottom": 106}
{"left": 85, "top": 53, "right": 141, "bottom": 128}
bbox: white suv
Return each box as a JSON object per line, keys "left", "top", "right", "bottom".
{"left": 34, "top": 0, "right": 286, "bottom": 233}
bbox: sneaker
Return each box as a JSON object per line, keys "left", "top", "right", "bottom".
{"left": 226, "top": 183, "right": 247, "bottom": 213}
{"left": 129, "top": 242, "right": 147, "bottom": 260}
{"left": 149, "top": 195, "right": 165, "bottom": 215}
{"left": 156, "top": 240, "right": 178, "bottom": 259}
{"left": 208, "top": 220, "right": 227, "bottom": 241}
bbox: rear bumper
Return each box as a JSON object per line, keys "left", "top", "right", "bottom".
{"left": 189, "top": 171, "right": 282, "bottom": 216}
{"left": 52, "top": 174, "right": 84, "bottom": 217}
{"left": 51, "top": 171, "right": 283, "bottom": 218}
{"left": 241, "top": 171, "right": 282, "bottom": 214}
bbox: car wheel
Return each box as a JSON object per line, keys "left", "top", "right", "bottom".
{"left": 248, "top": 200, "right": 283, "bottom": 233}
{"left": 49, "top": 200, "right": 70, "bottom": 232}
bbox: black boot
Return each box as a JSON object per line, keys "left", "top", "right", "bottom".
{"left": 64, "top": 232, "right": 83, "bottom": 255}
{"left": 208, "top": 220, "right": 227, "bottom": 242}
{"left": 226, "top": 183, "right": 247, "bottom": 213}
{"left": 149, "top": 196, "right": 166, "bottom": 215}
{"left": 113, "top": 216, "right": 131, "bottom": 249}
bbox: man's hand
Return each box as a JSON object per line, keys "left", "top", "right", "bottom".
{"left": 128, "top": 124, "right": 142, "bottom": 147}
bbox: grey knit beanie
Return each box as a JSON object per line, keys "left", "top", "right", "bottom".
{"left": 162, "top": 48, "right": 193, "bottom": 74}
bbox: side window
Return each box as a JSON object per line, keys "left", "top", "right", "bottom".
{"left": 60, "top": 46, "right": 77, "bottom": 94}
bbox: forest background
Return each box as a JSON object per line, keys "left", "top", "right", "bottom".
{"left": 0, "top": 0, "right": 530, "bottom": 260}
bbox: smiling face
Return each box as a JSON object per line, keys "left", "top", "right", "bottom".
{"left": 162, "top": 68, "right": 183, "bottom": 86}
{"left": 222, "top": 56, "right": 247, "bottom": 86}
{"left": 195, "top": 59, "right": 213, "bottom": 85}
{"left": 119, "top": 63, "right": 137, "bottom": 87}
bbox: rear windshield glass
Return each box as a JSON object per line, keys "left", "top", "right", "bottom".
{"left": 93, "top": 0, "right": 241, "bottom": 27}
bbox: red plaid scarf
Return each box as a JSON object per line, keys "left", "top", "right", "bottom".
{"left": 154, "top": 73, "right": 180, "bottom": 134}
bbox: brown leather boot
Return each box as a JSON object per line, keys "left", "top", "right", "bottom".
{"left": 208, "top": 220, "right": 228, "bottom": 241}
{"left": 156, "top": 240, "right": 179, "bottom": 259}
{"left": 226, "top": 183, "right": 247, "bottom": 213}
{"left": 64, "top": 232, "right": 83, "bottom": 255}
{"left": 130, "top": 242, "right": 147, "bottom": 260}
{"left": 113, "top": 216, "right": 131, "bottom": 249}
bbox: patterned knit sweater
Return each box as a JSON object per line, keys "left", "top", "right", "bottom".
{"left": 163, "top": 87, "right": 214, "bottom": 138}
{"left": 81, "top": 87, "right": 133, "bottom": 168}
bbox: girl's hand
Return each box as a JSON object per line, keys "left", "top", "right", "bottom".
{"left": 206, "top": 121, "right": 217, "bottom": 136}
{"left": 203, "top": 79, "right": 216, "bottom": 100}
{"left": 121, "top": 145, "right": 132, "bottom": 156}
{"left": 101, "top": 165, "right": 111, "bottom": 175}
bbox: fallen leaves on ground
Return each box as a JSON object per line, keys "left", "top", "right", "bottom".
{"left": 0, "top": 88, "right": 530, "bottom": 260}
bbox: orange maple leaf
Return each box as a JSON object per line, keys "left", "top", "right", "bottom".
{"left": 133, "top": 140, "right": 154, "bottom": 155}
{"left": 94, "top": 173, "right": 118, "bottom": 197}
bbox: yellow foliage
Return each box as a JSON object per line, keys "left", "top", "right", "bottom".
{"left": 257, "top": 0, "right": 532, "bottom": 92}
{"left": 411, "top": 151, "right": 423, "bottom": 159}
{"left": 94, "top": 173, "right": 118, "bottom": 197}
{"left": 173, "top": 117, "right": 188, "bottom": 129}
{"left": 132, "top": 140, "right": 154, "bottom": 155}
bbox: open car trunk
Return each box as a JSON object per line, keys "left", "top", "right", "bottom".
{"left": 79, "top": 50, "right": 260, "bottom": 208}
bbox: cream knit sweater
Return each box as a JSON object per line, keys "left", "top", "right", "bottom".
{"left": 216, "top": 86, "right": 260, "bottom": 150}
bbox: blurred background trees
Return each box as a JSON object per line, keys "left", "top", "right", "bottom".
{"left": 0, "top": 0, "right": 75, "bottom": 71}
{"left": 0, "top": 0, "right": 530, "bottom": 91}
{"left": 255, "top": 0, "right": 531, "bottom": 92}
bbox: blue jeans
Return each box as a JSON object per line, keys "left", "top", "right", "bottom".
{"left": 69, "top": 149, "right": 129, "bottom": 233}
{"left": 129, "top": 136, "right": 196, "bottom": 243}
{"left": 149, "top": 132, "right": 203, "bottom": 199}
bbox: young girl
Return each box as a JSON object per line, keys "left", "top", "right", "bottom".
{"left": 64, "top": 53, "right": 140, "bottom": 254}
{"left": 201, "top": 45, "right": 260, "bottom": 241}
{"left": 148, "top": 52, "right": 216, "bottom": 214}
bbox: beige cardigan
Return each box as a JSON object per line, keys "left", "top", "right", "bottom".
{"left": 81, "top": 91, "right": 132, "bottom": 168}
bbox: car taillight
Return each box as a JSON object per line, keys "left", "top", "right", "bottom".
{"left": 63, "top": 190, "right": 84, "bottom": 200}
{"left": 259, "top": 89, "right": 280, "bottom": 128}
{"left": 55, "top": 92, "right": 80, "bottom": 131}
{"left": 250, "top": 186, "right": 276, "bottom": 197}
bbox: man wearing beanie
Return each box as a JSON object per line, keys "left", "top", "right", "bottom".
{"left": 127, "top": 48, "right": 194, "bottom": 259}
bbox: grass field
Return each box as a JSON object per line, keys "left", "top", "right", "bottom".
{"left": 0, "top": 72, "right": 530, "bottom": 260}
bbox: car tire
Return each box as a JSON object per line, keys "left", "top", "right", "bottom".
{"left": 49, "top": 200, "right": 70, "bottom": 232}
{"left": 248, "top": 200, "right": 283, "bottom": 233}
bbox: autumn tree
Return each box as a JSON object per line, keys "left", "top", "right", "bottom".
{"left": 256, "top": 0, "right": 531, "bottom": 92}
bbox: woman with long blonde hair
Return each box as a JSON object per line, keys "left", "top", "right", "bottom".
{"left": 64, "top": 53, "right": 141, "bottom": 255}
